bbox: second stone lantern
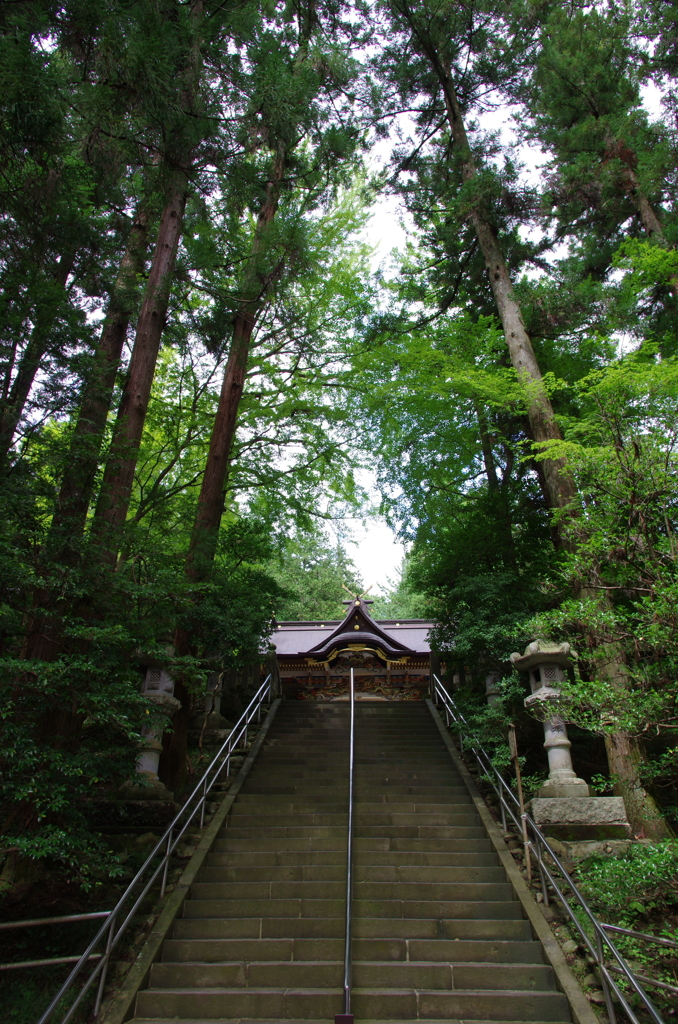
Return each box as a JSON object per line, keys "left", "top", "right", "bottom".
{"left": 510, "top": 640, "right": 631, "bottom": 840}
{"left": 510, "top": 641, "right": 590, "bottom": 798}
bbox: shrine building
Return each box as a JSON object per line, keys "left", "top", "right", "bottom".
{"left": 269, "top": 595, "right": 439, "bottom": 701}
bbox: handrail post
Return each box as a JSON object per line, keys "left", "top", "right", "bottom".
{"left": 160, "top": 829, "right": 173, "bottom": 897}
{"left": 336, "top": 667, "right": 355, "bottom": 1024}
{"left": 200, "top": 778, "right": 207, "bottom": 828}
{"left": 535, "top": 834, "right": 549, "bottom": 907}
{"left": 93, "top": 913, "right": 115, "bottom": 1018}
{"left": 596, "top": 928, "right": 617, "bottom": 1024}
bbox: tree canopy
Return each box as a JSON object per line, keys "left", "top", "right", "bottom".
{"left": 1, "top": 0, "right": 677, "bottom": 878}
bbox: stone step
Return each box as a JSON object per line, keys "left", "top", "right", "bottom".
{"left": 254, "top": 753, "right": 453, "bottom": 762}
{"left": 190, "top": 880, "right": 513, "bottom": 902}
{"left": 221, "top": 825, "right": 487, "bottom": 840}
{"left": 354, "top": 826, "right": 487, "bottom": 839}
{"left": 244, "top": 779, "right": 462, "bottom": 790}
{"left": 238, "top": 787, "right": 470, "bottom": 799}
{"left": 260, "top": 741, "right": 399, "bottom": 747}
{"left": 220, "top": 827, "right": 347, "bottom": 839}
{"left": 232, "top": 800, "right": 474, "bottom": 814}
{"left": 252, "top": 750, "right": 453, "bottom": 759}
{"left": 171, "top": 917, "right": 534, "bottom": 942}
{"left": 135, "top": 986, "right": 569, "bottom": 1020}
{"left": 197, "top": 864, "right": 506, "bottom": 883}
{"left": 276, "top": 711, "right": 426, "bottom": 717}
{"left": 206, "top": 847, "right": 348, "bottom": 864}
{"left": 182, "top": 899, "right": 522, "bottom": 920}
{"left": 148, "top": 961, "right": 555, "bottom": 991}
{"left": 161, "top": 937, "right": 543, "bottom": 964}
{"left": 262, "top": 737, "right": 440, "bottom": 745}
{"left": 214, "top": 836, "right": 494, "bottom": 853}
{"left": 259, "top": 734, "right": 442, "bottom": 741}
{"left": 207, "top": 849, "right": 499, "bottom": 867}
{"left": 353, "top": 989, "right": 569, "bottom": 1021}
{"left": 251, "top": 762, "right": 454, "bottom": 772}
{"left": 240, "top": 786, "right": 473, "bottom": 802}
{"left": 124, "top": 702, "right": 574, "bottom": 1024}
{"left": 134, "top": 1019, "right": 566, "bottom": 1024}
{"left": 248, "top": 770, "right": 460, "bottom": 781}
{"left": 226, "top": 812, "right": 479, "bottom": 827}
{"left": 279, "top": 749, "right": 451, "bottom": 757}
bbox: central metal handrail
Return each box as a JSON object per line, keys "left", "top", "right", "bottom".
{"left": 37, "top": 673, "right": 276, "bottom": 1024}
{"left": 432, "top": 674, "right": 669, "bottom": 1024}
{"left": 336, "top": 667, "right": 355, "bottom": 1024}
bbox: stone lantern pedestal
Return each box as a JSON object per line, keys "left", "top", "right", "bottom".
{"left": 511, "top": 641, "right": 630, "bottom": 840}
{"left": 202, "top": 673, "right": 233, "bottom": 735}
{"left": 484, "top": 672, "right": 502, "bottom": 706}
{"left": 131, "top": 666, "right": 180, "bottom": 801}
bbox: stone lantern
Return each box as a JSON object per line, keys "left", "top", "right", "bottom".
{"left": 511, "top": 640, "right": 631, "bottom": 841}
{"left": 484, "top": 672, "right": 502, "bottom": 706}
{"left": 136, "top": 665, "right": 181, "bottom": 796}
{"left": 510, "top": 641, "right": 589, "bottom": 798}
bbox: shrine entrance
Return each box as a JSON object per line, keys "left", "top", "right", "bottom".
{"left": 269, "top": 594, "right": 437, "bottom": 701}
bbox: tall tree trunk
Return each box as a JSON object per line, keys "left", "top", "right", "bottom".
{"left": 475, "top": 402, "right": 499, "bottom": 491}
{"left": 159, "top": 150, "right": 286, "bottom": 794}
{"left": 89, "top": 0, "right": 203, "bottom": 565}
{"left": 401, "top": 7, "right": 670, "bottom": 839}
{"left": 0, "top": 253, "right": 75, "bottom": 461}
{"left": 48, "top": 206, "right": 151, "bottom": 554}
{"left": 611, "top": 143, "right": 678, "bottom": 300}
{"left": 439, "top": 79, "right": 575, "bottom": 512}
{"left": 187, "top": 148, "right": 287, "bottom": 573}
{"left": 21, "top": 210, "right": 152, "bottom": 664}
{"left": 89, "top": 181, "right": 187, "bottom": 563}
{"left": 401, "top": 3, "right": 574, "bottom": 512}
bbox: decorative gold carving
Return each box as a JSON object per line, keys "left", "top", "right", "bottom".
{"left": 305, "top": 646, "right": 411, "bottom": 666}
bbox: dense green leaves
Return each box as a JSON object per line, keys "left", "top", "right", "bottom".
{"left": 2, "top": 0, "right": 678, "bottom": 878}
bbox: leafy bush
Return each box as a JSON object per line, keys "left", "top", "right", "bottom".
{"left": 575, "top": 841, "right": 678, "bottom": 924}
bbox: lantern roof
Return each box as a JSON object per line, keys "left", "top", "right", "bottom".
{"left": 510, "top": 640, "right": 576, "bottom": 672}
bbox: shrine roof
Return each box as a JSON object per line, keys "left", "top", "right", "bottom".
{"left": 270, "top": 599, "right": 434, "bottom": 658}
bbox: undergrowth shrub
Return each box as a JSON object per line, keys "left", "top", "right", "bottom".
{"left": 575, "top": 841, "right": 678, "bottom": 925}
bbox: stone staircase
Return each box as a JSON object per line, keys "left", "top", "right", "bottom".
{"left": 131, "top": 700, "right": 572, "bottom": 1023}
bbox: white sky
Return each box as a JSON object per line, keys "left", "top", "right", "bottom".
{"left": 342, "top": 200, "right": 409, "bottom": 593}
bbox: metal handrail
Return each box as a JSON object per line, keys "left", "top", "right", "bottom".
{"left": 431, "top": 674, "right": 668, "bottom": 1024}
{"left": 336, "top": 667, "right": 355, "bottom": 1024}
{"left": 0, "top": 913, "right": 110, "bottom": 931}
{"left": 0, "top": 913, "right": 110, "bottom": 973}
{"left": 601, "top": 923, "right": 678, "bottom": 950}
{"left": 37, "top": 673, "right": 276, "bottom": 1024}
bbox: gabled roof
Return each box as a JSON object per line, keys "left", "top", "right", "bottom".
{"left": 270, "top": 597, "right": 434, "bottom": 660}
{"left": 308, "top": 596, "right": 414, "bottom": 659}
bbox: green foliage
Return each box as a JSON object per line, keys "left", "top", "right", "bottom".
{"left": 572, "top": 842, "right": 678, "bottom": 1007}
{"left": 0, "top": 500, "right": 283, "bottom": 882}
{"left": 442, "top": 673, "right": 543, "bottom": 785}
{"left": 529, "top": 356, "right": 678, "bottom": 726}
{"left": 370, "top": 557, "right": 432, "bottom": 620}
{"left": 614, "top": 238, "right": 678, "bottom": 288}
{"left": 576, "top": 841, "right": 678, "bottom": 924}
{"left": 3, "top": 0, "right": 678, "bottom": 879}
{"left": 267, "top": 529, "right": 363, "bottom": 621}
{"left": 350, "top": 307, "right": 558, "bottom": 668}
